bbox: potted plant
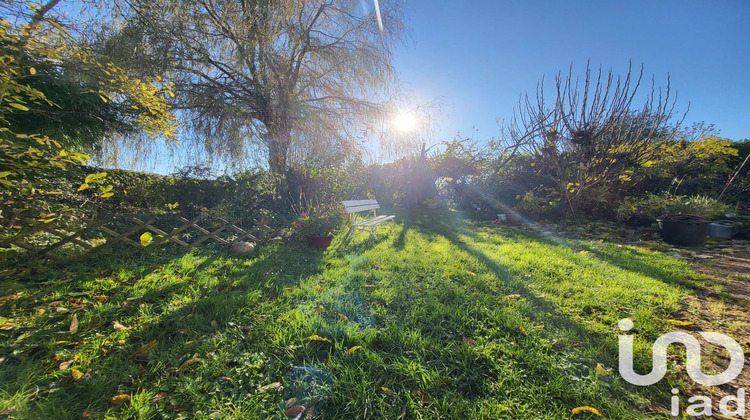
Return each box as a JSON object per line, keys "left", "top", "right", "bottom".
{"left": 294, "top": 204, "right": 345, "bottom": 249}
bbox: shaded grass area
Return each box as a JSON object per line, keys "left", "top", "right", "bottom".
{"left": 0, "top": 209, "right": 702, "bottom": 419}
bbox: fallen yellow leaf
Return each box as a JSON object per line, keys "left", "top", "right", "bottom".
{"left": 664, "top": 319, "right": 693, "bottom": 326}
{"left": 304, "top": 335, "right": 331, "bottom": 343}
{"left": 338, "top": 313, "right": 349, "bottom": 322}
{"left": 347, "top": 345, "right": 362, "bottom": 355}
{"left": 110, "top": 394, "right": 130, "bottom": 405}
{"left": 466, "top": 271, "right": 477, "bottom": 276}
{"left": 572, "top": 406, "right": 602, "bottom": 416}
{"left": 595, "top": 363, "right": 610, "bottom": 376}
{"left": 59, "top": 359, "right": 74, "bottom": 370}
{"left": 381, "top": 387, "right": 395, "bottom": 395}
{"left": 71, "top": 369, "right": 84, "bottom": 381}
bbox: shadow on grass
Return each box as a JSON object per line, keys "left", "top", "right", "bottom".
{"left": 0, "top": 237, "right": 332, "bottom": 418}
{"left": 577, "top": 243, "right": 704, "bottom": 290}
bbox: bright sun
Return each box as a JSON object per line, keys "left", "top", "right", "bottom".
{"left": 393, "top": 112, "right": 417, "bottom": 132}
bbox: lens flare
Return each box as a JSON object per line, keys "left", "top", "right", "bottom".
{"left": 393, "top": 112, "right": 417, "bottom": 132}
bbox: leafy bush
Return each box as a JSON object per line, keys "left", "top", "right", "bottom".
{"left": 514, "top": 187, "right": 561, "bottom": 219}
{"left": 617, "top": 193, "right": 731, "bottom": 225}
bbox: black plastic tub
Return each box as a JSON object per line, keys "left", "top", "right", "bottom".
{"left": 656, "top": 214, "right": 710, "bottom": 247}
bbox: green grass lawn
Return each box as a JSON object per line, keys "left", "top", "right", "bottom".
{"left": 0, "top": 209, "right": 702, "bottom": 419}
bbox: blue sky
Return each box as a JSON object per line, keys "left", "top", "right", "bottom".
{"left": 391, "top": 0, "right": 750, "bottom": 144}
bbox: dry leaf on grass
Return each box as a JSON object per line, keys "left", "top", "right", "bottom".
{"left": 572, "top": 406, "right": 602, "bottom": 416}
{"left": 177, "top": 353, "right": 201, "bottom": 372}
{"left": 663, "top": 319, "right": 693, "bottom": 326}
{"left": 112, "top": 322, "right": 128, "bottom": 331}
{"left": 284, "top": 405, "right": 305, "bottom": 418}
{"left": 257, "top": 382, "right": 282, "bottom": 392}
{"left": 304, "top": 335, "right": 331, "bottom": 343}
{"left": 69, "top": 314, "right": 78, "bottom": 334}
{"left": 347, "top": 345, "right": 362, "bottom": 355}
{"left": 59, "top": 359, "right": 74, "bottom": 370}
{"left": 595, "top": 363, "right": 610, "bottom": 376}
{"left": 462, "top": 336, "right": 477, "bottom": 346}
{"left": 151, "top": 392, "right": 168, "bottom": 403}
{"left": 411, "top": 390, "right": 430, "bottom": 402}
{"left": 110, "top": 394, "right": 130, "bottom": 405}
{"left": 129, "top": 340, "right": 158, "bottom": 359}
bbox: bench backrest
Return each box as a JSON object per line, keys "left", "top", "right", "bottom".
{"left": 342, "top": 199, "right": 380, "bottom": 214}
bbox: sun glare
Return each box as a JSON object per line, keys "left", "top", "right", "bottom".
{"left": 393, "top": 112, "right": 417, "bottom": 132}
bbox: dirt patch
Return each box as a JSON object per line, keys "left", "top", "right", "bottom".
{"left": 670, "top": 247, "right": 750, "bottom": 407}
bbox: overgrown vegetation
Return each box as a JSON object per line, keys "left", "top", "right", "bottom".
{"left": 0, "top": 2, "right": 748, "bottom": 419}
{"left": 0, "top": 3, "right": 176, "bottom": 234}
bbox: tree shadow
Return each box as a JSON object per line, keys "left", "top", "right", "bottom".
{"left": 577, "top": 243, "right": 704, "bottom": 291}
{"left": 0, "top": 237, "right": 331, "bottom": 417}
{"left": 427, "top": 218, "right": 598, "bottom": 341}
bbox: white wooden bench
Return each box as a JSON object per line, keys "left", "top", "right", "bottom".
{"left": 342, "top": 199, "right": 395, "bottom": 239}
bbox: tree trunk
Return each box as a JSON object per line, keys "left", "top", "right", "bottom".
{"left": 264, "top": 127, "right": 292, "bottom": 175}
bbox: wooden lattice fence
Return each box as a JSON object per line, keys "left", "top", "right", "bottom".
{"left": 0, "top": 212, "right": 278, "bottom": 261}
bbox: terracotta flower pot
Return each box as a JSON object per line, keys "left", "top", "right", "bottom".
{"left": 306, "top": 235, "right": 333, "bottom": 249}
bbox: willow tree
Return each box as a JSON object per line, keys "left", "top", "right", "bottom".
{"left": 105, "top": 0, "right": 404, "bottom": 174}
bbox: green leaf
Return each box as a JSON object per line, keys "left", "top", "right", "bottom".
{"left": 140, "top": 232, "right": 153, "bottom": 247}
{"left": 84, "top": 172, "right": 107, "bottom": 183}
{"left": 0, "top": 171, "right": 12, "bottom": 178}
{"left": 9, "top": 103, "right": 29, "bottom": 111}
